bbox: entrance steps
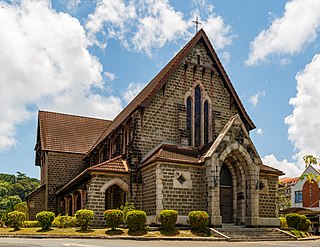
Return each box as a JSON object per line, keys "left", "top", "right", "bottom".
{"left": 213, "top": 224, "right": 296, "bottom": 242}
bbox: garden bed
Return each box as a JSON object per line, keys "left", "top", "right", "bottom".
{"left": 0, "top": 227, "right": 215, "bottom": 238}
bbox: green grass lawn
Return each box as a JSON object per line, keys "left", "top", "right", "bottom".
{"left": 0, "top": 227, "right": 214, "bottom": 238}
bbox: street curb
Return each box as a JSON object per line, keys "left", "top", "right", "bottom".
{"left": 297, "top": 236, "right": 320, "bottom": 241}
{"left": 0, "top": 234, "right": 226, "bottom": 241}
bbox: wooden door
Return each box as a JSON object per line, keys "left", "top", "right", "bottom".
{"left": 220, "top": 186, "right": 233, "bottom": 223}
{"left": 220, "top": 164, "right": 233, "bottom": 223}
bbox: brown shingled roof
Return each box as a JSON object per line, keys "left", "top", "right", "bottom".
{"left": 88, "top": 156, "right": 129, "bottom": 173}
{"left": 56, "top": 156, "right": 129, "bottom": 195}
{"left": 38, "top": 110, "right": 111, "bottom": 154}
{"left": 260, "top": 164, "right": 285, "bottom": 176}
{"left": 141, "top": 143, "right": 203, "bottom": 166}
{"left": 86, "top": 29, "right": 255, "bottom": 157}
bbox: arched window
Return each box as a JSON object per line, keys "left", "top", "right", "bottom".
{"left": 186, "top": 84, "right": 211, "bottom": 147}
{"left": 204, "top": 100, "right": 209, "bottom": 144}
{"left": 186, "top": 96, "right": 192, "bottom": 146}
{"left": 194, "top": 86, "right": 201, "bottom": 147}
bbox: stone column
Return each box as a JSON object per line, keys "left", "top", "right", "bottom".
{"left": 79, "top": 189, "right": 86, "bottom": 209}
{"left": 206, "top": 155, "right": 221, "bottom": 227}
{"left": 65, "top": 197, "right": 70, "bottom": 215}
{"left": 155, "top": 164, "right": 163, "bottom": 222}
{"left": 245, "top": 165, "right": 260, "bottom": 227}
{"left": 71, "top": 193, "right": 78, "bottom": 216}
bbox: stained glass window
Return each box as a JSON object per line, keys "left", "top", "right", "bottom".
{"left": 204, "top": 100, "right": 209, "bottom": 144}
{"left": 195, "top": 85, "right": 201, "bottom": 146}
{"left": 186, "top": 96, "right": 192, "bottom": 145}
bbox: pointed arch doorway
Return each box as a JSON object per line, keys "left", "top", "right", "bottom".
{"left": 220, "top": 163, "right": 233, "bottom": 223}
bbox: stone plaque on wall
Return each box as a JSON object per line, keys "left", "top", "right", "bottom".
{"left": 173, "top": 171, "right": 192, "bottom": 189}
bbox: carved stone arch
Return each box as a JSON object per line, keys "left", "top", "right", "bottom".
{"left": 99, "top": 178, "right": 130, "bottom": 193}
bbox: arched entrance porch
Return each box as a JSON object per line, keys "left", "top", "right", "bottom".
{"left": 105, "top": 184, "right": 126, "bottom": 210}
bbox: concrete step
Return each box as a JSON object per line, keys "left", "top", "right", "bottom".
{"left": 215, "top": 226, "right": 296, "bottom": 241}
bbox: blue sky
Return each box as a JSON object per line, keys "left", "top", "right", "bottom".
{"left": 1, "top": 0, "right": 320, "bottom": 178}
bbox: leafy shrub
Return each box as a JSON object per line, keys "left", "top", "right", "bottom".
{"left": 52, "top": 215, "right": 77, "bottom": 228}
{"left": 126, "top": 210, "right": 146, "bottom": 231}
{"left": 7, "top": 211, "right": 26, "bottom": 230}
{"left": 21, "top": 221, "right": 40, "bottom": 228}
{"left": 75, "top": 209, "right": 94, "bottom": 231}
{"left": 279, "top": 217, "right": 288, "bottom": 228}
{"left": 159, "top": 210, "right": 178, "bottom": 230}
{"left": 298, "top": 216, "right": 311, "bottom": 231}
{"left": 286, "top": 213, "right": 302, "bottom": 229}
{"left": 188, "top": 211, "right": 209, "bottom": 231}
{"left": 104, "top": 209, "right": 124, "bottom": 230}
{"left": 120, "top": 202, "right": 135, "bottom": 223}
{"left": 36, "top": 211, "right": 55, "bottom": 230}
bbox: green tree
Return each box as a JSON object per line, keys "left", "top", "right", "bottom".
{"left": 278, "top": 182, "right": 291, "bottom": 210}
{"left": 300, "top": 155, "right": 320, "bottom": 182}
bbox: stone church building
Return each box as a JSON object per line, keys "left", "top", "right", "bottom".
{"left": 27, "top": 29, "right": 283, "bottom": 227}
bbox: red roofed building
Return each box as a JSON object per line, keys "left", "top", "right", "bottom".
{"left": 27, "top": 29, "right": 284, "bottom": 227}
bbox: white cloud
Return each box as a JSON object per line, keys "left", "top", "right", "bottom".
{"left": 249, "top": 91, "right": 265, "bottom": 107}
{"left": 61, "top": 0, "right": 81, "bottom": 11}
{"left": 219, "top": 51, "right": 230, "bottom": 64}
{"left": 0, "top": 0, "right": 122, "bottom": 151}
{"left": 256, "top": 128, "right": 263, "bottom": 136}
{"left": 104, "top": 71, "right": 116, "bottom": 82}
{"left": 246, "top": 0, "right": 320, "bottom": 65}
{"left": 86, "top": 0, "right": 233, "bottom": 56}
{"left": 262, "top": 154, "right": 301, "bottom": 177}
{"left": 285, "top": 54, "right": 320, "bottom": 171}
{"left": 122, "top": 82, "right": 146, "bottom": 103}
{"left": 200, "top": 15, "right": 232, "bottom": 50}
{"left": 132, "top": 0, "right": 189, "bottom": 55}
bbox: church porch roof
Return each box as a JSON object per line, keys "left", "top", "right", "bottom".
{"left": 56, "top": 156, "right": 129, "bottom": 196}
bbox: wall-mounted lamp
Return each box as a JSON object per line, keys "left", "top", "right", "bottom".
{"left": 214, "top": 176, "right": 219, "bottom": 187}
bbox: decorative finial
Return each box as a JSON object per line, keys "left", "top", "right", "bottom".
{"left": 192, "top": 16, "right": 202, "bottom": 33}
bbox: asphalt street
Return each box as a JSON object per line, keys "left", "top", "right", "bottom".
{"left": 0, "top": 238, "right": 319, "bottom": 247}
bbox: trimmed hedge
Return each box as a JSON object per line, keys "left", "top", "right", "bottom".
{"left": 104, "top": 209, "right": 124, "bottom": 230}
{"left": 159, "top": 210, "right": 178, "bottom": 230}
{"left": 7, "top": 211, "right": 26, "bottom": 230}
{"left": 286, "top": 213, "right": 302, "bottom": 229}
{"left": 298, "top": 215, "right": 311, "bottom": 231}
{"left": 22, "top": 221, "right": 40, "bottom": 228}
{"left": 279, "top": 217, "right": 288, "bottom": 228}
{"left": 36, "top": 211, "right": 55, "bottom": 230}
{"left": 126, "top": 210, "right": 146, "bottom": 231}
{"left": 75, "top": 209, "right": 94, "bottom": 231}
{"left": 188, "top": 211, "right": 209, "bottom": 231}
{"left": 52, "top": 215, "right": 77, "bottom": 228}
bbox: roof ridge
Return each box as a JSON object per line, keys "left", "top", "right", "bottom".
{"left": 39, "top": 110, "right": 112, "bottom": 122}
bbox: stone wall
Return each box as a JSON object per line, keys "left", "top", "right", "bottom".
{"left": 46, "top": 152, "right": 87, "bottom": 213}
{"left": 86, "top": 173, "right": 130, "bottom": 226}
{"left": 140, "top": 164, "right": 157, "bottom": 215}
{"left": 161, "top": 163, "right": 207, "bottom": 215}
{"left": 259, "top": 173, "right": 279, "bottom": 218}
{"left": 27, "top": 186, "right": 46, "bottom": 220}
{"left": 136, "top": 40, "right": 240, "bottom": 157}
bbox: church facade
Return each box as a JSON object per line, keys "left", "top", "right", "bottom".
{"left": 27, "top": 29, "right": 283, "bottom": 227}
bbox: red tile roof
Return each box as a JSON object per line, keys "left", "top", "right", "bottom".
{"left": 85, "top": 28, "right": 255, "bottom": 157}
{"left": 279, "top": 177, "right": 299, "bottom": 184}
{"left": 38, "top": 110, "right": 111, "bottom": 154}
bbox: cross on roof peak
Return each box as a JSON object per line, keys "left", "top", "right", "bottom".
{"left": 193, "top": 16, "right": 202, "bottom": 33}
